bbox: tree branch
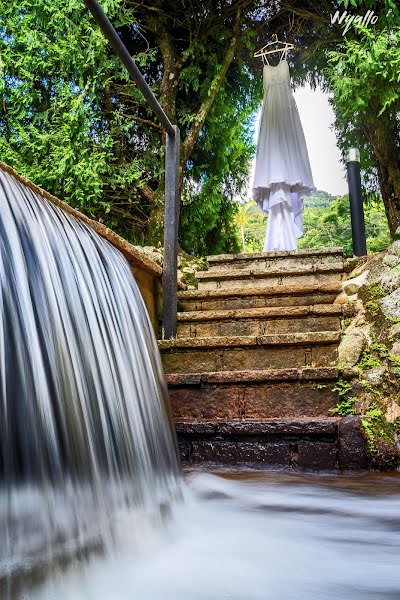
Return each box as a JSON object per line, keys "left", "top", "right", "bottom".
{"left": 182, "top": 10, "right": 241, "bottom": 165}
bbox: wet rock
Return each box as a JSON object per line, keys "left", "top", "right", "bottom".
{"left": 371, "top": 438, "right": 400, "bottom": 471}
{"left": 391, "top": 340, "right": 400, "bottom": 355}
{"left": 297, "top": 441, "right": 338, "bottom": 470}
{"left": 388, "top": 239, "right": 400, "bottom": 256}
{"left": 343, "top": 271, "right": 369, "bottom": 296}
{"left": 364, "top": 366, "right": 386, "bottom": 385}
{"left": 388, "top": 323, "right": 400, "bottom": 341}
{"left": 334, "top": 291, "right": 349, "bottom": 305}
{"left": 338, "top": 416, "right": 369, "bottom": 470}
{"left": 338, "top": 330, "right": 368, "bottom": 368}
{"left": 383, "top": 254, "right": 400, "bottom": 268}
{"left": 380, "top": 288, "right": 400, "bottom": 319}
{"left": 380, "top": 267, "right": 400, "bottom": 293}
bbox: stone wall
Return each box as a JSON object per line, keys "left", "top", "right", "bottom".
{"left": 336, "top": 245, "right": 400, "bottom": 469}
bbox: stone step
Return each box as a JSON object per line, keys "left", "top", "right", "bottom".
{"left": 176, "top": 304, "right": 349, "bottom": 338}
{"left": 175, "top": 417, "right": 368, "bottom": 470}
{"left": 167, "top": 367, "right": 356, "bottom": 421}
{"left": 207, "top": 247, "right": 344, "bottom": 273}
{"left": 196, "top": 264, "right": 343, "bottom": 291}
{"left": 178, "top": 283, "right": 341, "bottom": 312}
{"left": 158, "top": 332, "right": 340, "bottom": 373}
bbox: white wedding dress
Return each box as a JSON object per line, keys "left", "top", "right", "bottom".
{"left": 252, "top": 51, "right": 315, "bottom": 252}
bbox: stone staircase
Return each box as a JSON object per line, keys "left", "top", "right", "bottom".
{"left": 158, "top": 248, "right": 366, "bottom": 470}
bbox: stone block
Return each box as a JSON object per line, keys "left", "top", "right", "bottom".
{"left": 337, "top": 416, "right": 369, "bottom": 470}
{"left": 186, "top": 441, "right": 293, "bottom": 466}
{"left": 297, "top": 441, "right": 338, "bottom": 470}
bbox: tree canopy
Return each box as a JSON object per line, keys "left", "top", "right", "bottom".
{"left": 0, "top": 0, "right": 398, "bottom": 255}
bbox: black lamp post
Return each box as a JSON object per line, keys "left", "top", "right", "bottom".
{"left": 346, "top": 148, "right": 367, "bottom": 256}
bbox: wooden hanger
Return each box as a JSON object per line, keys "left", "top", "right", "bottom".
{"left": 254, "top": 34, "right": 294, "bottom": 61}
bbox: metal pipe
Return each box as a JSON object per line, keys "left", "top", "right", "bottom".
{"left": 162, "top": 126, "right": 180, "bottom": 339}
{"left": 84, "top": 0, "right": 181, "bottom": 338}
{"left": 84, "top": 0, "right": 175, "bottom": 137}
{"left": 346, "top": 148, "right": 367, "bottom": 256}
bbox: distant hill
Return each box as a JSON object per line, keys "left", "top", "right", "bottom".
{"left": 304, "top": 190, "right": 339, "bottom": 210}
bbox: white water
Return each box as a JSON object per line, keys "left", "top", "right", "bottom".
{"left": 0, "top": 168, "right": 179, "bottom": 587}
{"left": 20, "top": 470, "right": 400, "bottom": 600}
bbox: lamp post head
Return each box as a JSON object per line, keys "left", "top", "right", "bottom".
{"left": 346, "top": 148, "right": 360, "bottom": 163}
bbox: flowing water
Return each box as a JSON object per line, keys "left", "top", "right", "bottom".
{"left": 1, "top": 167, "right": 400, "bottom": 599}
{"left": 10, "top": 469, "right": 400, "bottom": 599}
{"left": 0, "top": 169, "right": 179, "bottom": 589}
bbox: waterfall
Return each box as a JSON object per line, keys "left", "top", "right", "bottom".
{"left": 0, "top": 168, "right": 179, "bottom": 580}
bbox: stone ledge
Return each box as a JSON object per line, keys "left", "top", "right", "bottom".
{"left": 175, "top": 418, "right": 339, "bottom": 436}
{"left": 158, "top": 331, "right": 340, "bottom": 350}
{"left": 196, "top": 263, "right": 344, "bottom": 281}
{"left": 166, "top": 367, "right": 357, "bottom": 386}
{"left": 207, "top": 248, "right": 344, "bottom": 262}
{"left": 177, "top": 282, "right": 342, "bottom": 299}
{"left": 177, "top": 304, "right": 352, "bottom": 322}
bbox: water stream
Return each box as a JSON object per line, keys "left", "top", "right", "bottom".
{"left": 0, "top": 169, "right": 180, "bottom": 588}
{"left": 11, "top": 470, "right": 400, "bottom": 599}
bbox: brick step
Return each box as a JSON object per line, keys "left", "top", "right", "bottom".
{"left": 196, "top": 264, "right": 343, "bottom": 291}
{"left": 175, "top": 417, "right": 366, "bottom": 470}
{"left": 167, "top": 368, "right": 356, "bottom": 421}
{"left": 178, "top": 283, "right": 341, "bottom": 312}
{"left": 207, "top": 247, "right": 344, "bottom": 273}
{"left": 176, "top": 304, "right": 350, "bottom": 338}
{"left": 158, "top": 332, "right": 340, "bottom": 373}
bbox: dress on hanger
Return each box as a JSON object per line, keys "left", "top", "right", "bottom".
{"left": 252, "top": 49, "right": 315, "bottom": 252}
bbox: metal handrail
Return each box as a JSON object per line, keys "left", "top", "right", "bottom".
{"left": 84, "top": 0, "right": 180, "bottom": 338}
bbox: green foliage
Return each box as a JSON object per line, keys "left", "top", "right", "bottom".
{"left": 0, "top": 0, "right": 270, "bottom": 250}
{"left": 325, "top": 6, "right": 400, "bottom": 231}
{"left": 332, "top": 378, "right": 353, "bottom": 397}
{"left": 299, "top": 193, "right": 390, "bottom": 256}
{"left": 361, "top": 404, "right": 387, "bottom": 445}
{"left": 232, "top": 200, "right": 266, "bottom": 252}
{"left": 179, "top": 63, "right": 262, "bottom": 255}
{"left": 0, "top": 0, "right": 148, "bottom": 241}
{"left": 358, "top": 350, "right": 382, "bottom": 370}
{"left": 240, "top": 189, "right": 390, "bottom": 255}
{"left": 331, "top": 378, "right": 356, "bottom": 416}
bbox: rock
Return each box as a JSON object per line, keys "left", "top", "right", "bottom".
{"left": 338, "top": 329, "right": 369, "bottom": 367}
{"left": 342, "top": 270, "right": 369, "bottom": 296}
{"left": 338, "top": 416, "right": 369, "bottom": 470}
{"left": 388, "top": 323, "right": 400, "bottom": 341}
{"left": 391, "top": 340, "right": 400, "bottom": 355}
{"left": 388, "top": 239, "right": 400, "bottom": 256}
{"left": 380, "top": 268, "right": 400, "bottom": 293}
{"left": 380, "top": 288, "right": 400, "bottom": 319}
{"left": 364, "top": 366, "right": 386, "bottom": 385}
{"left": 334, "top": 291, "right": 349, "bottom": 305}
{"left": 383, "top": 254, "right": 400, "bottom": 268}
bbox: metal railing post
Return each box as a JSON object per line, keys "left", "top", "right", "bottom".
{"left": 346, "top": 148, "right": 367, "bottom": 257}
{"left": 163, "top": 126, "right": 180, "bottom": 339}
{"left": 84, "top": 0, "right": 180, "bottom": 337}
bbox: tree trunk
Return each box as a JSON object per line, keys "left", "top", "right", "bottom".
{"left": 367, "top": 114, "right": 400, "bottom": 237}
{"left": 144, "top": 8, "right": 241, "bottom": 246}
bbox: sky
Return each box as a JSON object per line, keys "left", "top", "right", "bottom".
{"left": 249, "top": 84, "right": 349, "bottom": 198}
